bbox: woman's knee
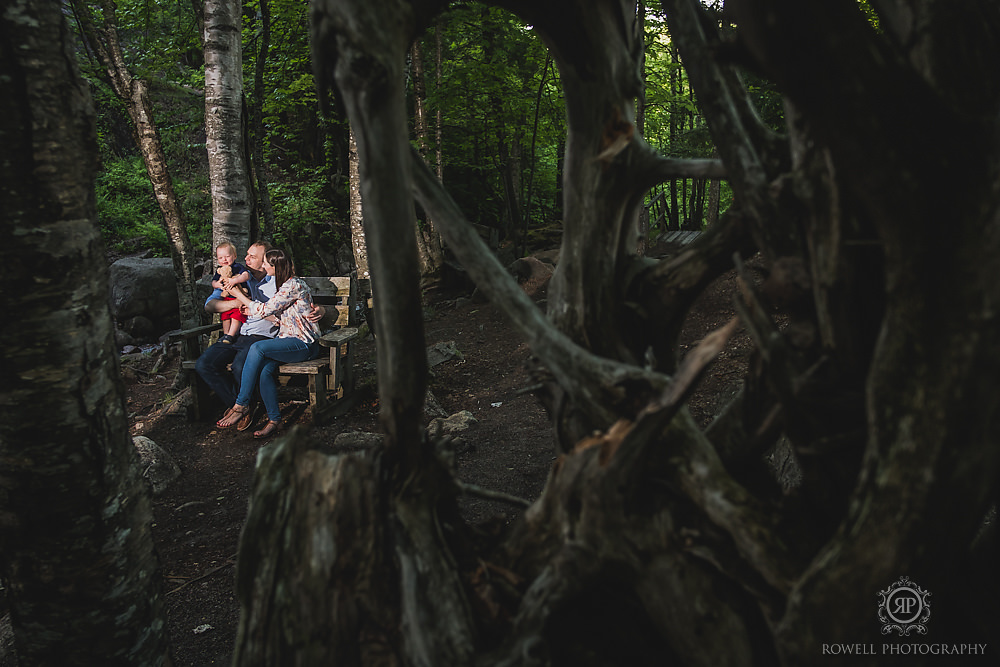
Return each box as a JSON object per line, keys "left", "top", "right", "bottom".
{"left": 246, "top": 343, "right": 269, "bottom": 363}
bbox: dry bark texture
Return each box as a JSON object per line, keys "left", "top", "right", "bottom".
{"left": 0, "top": 2, "right": 172, "bottom": 664}
{"left": 205, "top": 0, "right": 255, "bottom": 256}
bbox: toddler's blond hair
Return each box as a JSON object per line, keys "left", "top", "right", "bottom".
{"left": 216, "top": 241, "right": 238, "bottom": 260}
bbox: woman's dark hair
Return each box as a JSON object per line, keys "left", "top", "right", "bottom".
{"left": 265, "top": 248, "right": 295, "bottom": 288}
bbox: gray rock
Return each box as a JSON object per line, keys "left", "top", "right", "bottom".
{"left": 123, "top": 314, "right": 155, "bottom": 339}
{"left": 427, "top": 340, "right": 463, "bottom": 367}
{"left": 333, "top": 431, "right": 384, "bottom": 450}
{"left": 508, "top": 256, "right": 553, "bottom": 298}
{"left": 428, "top": 410, "right": 478, "bottom": 436}
{"left": 133, "top": 436, "right": 181, "bottom": 496}
{"left": 108, "top": 257, "right": 180, "bottom": 334}
{"left": 424, "top": 389, "right": 448, "bottom": 420}
{"left": 115, "top": 325, "right": 138, "bottom": 351}
{"left": 429, "top": 411, "right": 479, "bottom": 472}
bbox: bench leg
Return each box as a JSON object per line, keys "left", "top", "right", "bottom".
{"left": 341, "top": 342, "right": 355, "bottom": 399}
{"left": 309, "top": 374, "right": 331, "bottom": 425}
{"left": 328, "top": 342, "right": 355, "bottom": 400}
{"left": 186, "top": 370, "right": 217, "bottom": 422}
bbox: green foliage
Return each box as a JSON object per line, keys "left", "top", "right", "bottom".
{"left": 418, "top": 4, "right": 565, "bottom": 232}
{"left": 110, "top": 0, "right": 203, "bottom": 86}
{"left": 96, "top": 156, "right": 212, "bottom": 257}
{"left": 174, "top": 176, "right": 213, "bottom": 255}
{"left": 95, "top": 157, "right": 169, "bottom": 255}
{"left": 244, "top": 0, "right": 324, "bottom": 171}
{"left": 858, "top": 0, "right": 881, "bottom": 31}
{"left": 84, "top": 0, "right": 792, "bottom": 259}
{"left": 269, "top": 166, "right": 341, "bottom": 246}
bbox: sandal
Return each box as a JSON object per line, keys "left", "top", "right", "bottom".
{"left": 215, "top": 407, "right": 236, "bottom": 428}
{"left": 254, "top": 420, "right": 280, "bottom": 439}
{"left": 236, "top": 402, "right": 260, "bottom": 432}
{"left": 216, "top": 404, "right": 248, "bottom": 429}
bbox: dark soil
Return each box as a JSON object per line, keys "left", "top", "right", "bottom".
{"left": 1, "top": 266, "right": 750, "bottom": 666}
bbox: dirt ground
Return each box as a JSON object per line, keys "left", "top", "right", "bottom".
{"left": 1, "top": 263, "right": 750, "bottom": 666}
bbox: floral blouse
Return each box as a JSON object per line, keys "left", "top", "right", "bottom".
{"left": 248, "top": 277, "right": 321, "bottom": 344}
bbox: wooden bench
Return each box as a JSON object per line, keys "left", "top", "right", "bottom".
{"left": 167, "top": 276, "right": 360, "bottom": 425}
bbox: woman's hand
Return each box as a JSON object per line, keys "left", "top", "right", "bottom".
{"left": 227, "top": 284, "right": 252, "bottom": 306}
{"left": 306, "top": 304, "right": 326, "bottom": 323}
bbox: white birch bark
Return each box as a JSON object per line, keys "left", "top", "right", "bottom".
{"left": 205, "top": 0, "right": 252, "bottom": 254}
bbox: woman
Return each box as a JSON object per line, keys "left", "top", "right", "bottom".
{"left": 216, "top": 248, "right": 320, "bottom": 438}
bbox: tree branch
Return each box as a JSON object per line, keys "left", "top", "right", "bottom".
{"left": 609, "top": 317, "right": 741, "bottom": 479}
{"left": 659, "top": 0, "right": 809, "bottom": 260}
{"left": 659, "top": 0, "right": 783, "bottom": 190}
{"left": 623, "top": 208, "right": 755, "bottom": 374}
{"left": 410, "top": 147, "right": 670, "bottom": 426}
{"left": 664, "top": 411, "right": 800, "bottom": 596}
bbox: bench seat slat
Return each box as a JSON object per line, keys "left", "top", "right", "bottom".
{"left": 278, "top": 359, "right": 329, "bottom": 374}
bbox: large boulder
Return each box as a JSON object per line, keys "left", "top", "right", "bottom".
{"left": 108, "top": 257, "right": 180, "bottom": 336}
{"left": 508, "top": 255, "right": 553, "bottom": 299}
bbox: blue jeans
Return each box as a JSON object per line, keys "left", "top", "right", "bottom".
{"left": 205, "top": 288, "right": 223, "bottom": 307}
{"left": 195, "top": 334, "right": 275, "bottom": 408}
{"left": 236, "top": 337, "right": 320, "bottom": 421}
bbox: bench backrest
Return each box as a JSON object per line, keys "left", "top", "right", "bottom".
{"left": 300, "top": 276, "right": 357, "bottom": 327}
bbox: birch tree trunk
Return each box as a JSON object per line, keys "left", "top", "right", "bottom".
{"left": 0, "top": 2, "right": 171, "bottom": 663}
{"left": 411, "top": 39, "right": 445, "bottom": 288}
{"left": 348, "top": 127, "right": 369, "bottom": 283}
{"left": 205, "top": 0, "right": 253, "bottom": 254}
{"left": 72, "top": 0, "right": 200, "bottom": 329}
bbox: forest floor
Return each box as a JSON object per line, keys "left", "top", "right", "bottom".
{"left": 0, "top": 257, "right": 753, "bottom": 667}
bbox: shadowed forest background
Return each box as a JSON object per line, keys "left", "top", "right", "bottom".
{"left": 2, "top": 1, "right": 999, "bottom": 666}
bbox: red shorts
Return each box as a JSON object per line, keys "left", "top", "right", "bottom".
{"left": 218, "top": 297, "right": 247, "bottom": 323}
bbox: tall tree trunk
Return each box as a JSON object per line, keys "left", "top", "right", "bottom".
{"left": 524, "top": 53, "right": 551, "bottom": 257}
{"left": 668, "top": 40, "right": 680, "bottom": 231}
{"left": 250, "top": 0, "right": 276, "bottom": 241}
{"left": 705, "top": 150, "right": 721, "bottom": 227}
{"left": 348, "top": 127, "right": 369, "bottom": 283}
{"left": 435, "top": 21, "right": 443, "bottom": 183}
{"left": 410, "top": 39, "right": 444, "bottom": 288}
{"left": 205, "top": 0, "right": 252, "bottom": 254}
{"left": 499, "top": 136, "right": 524, "bottom": 246}
{"left": 0, "top": 2, "right": 171, "bottom": 664}
{"left": 705, "top": 177, "right": 720, "bottom": 227}
{"left": 482, "top": 16, "right": 524, "bottom": 248}
{"left": 72, "top": 0, "right": 200, "bottom": 329}
{"left": 636, "top": 0, "right": 648, "bottom": 254}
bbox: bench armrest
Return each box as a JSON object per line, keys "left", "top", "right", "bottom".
{"left": 166, "top": 322, "right": 223, "bottom": 344}
{"left": 318, "top": 327, "right": 359, "bottom": 347}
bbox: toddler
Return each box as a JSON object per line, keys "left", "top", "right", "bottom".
{"left": 209, "top": 241, "right": 251, "bottom": 344}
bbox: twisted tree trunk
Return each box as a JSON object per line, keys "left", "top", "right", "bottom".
{"left": 233, "top": 1, "right": 1000, "bottom": 664}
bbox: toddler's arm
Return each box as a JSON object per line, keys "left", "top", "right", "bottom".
{"left": 231, "top": 270, "right": 251, "bottom": 285}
